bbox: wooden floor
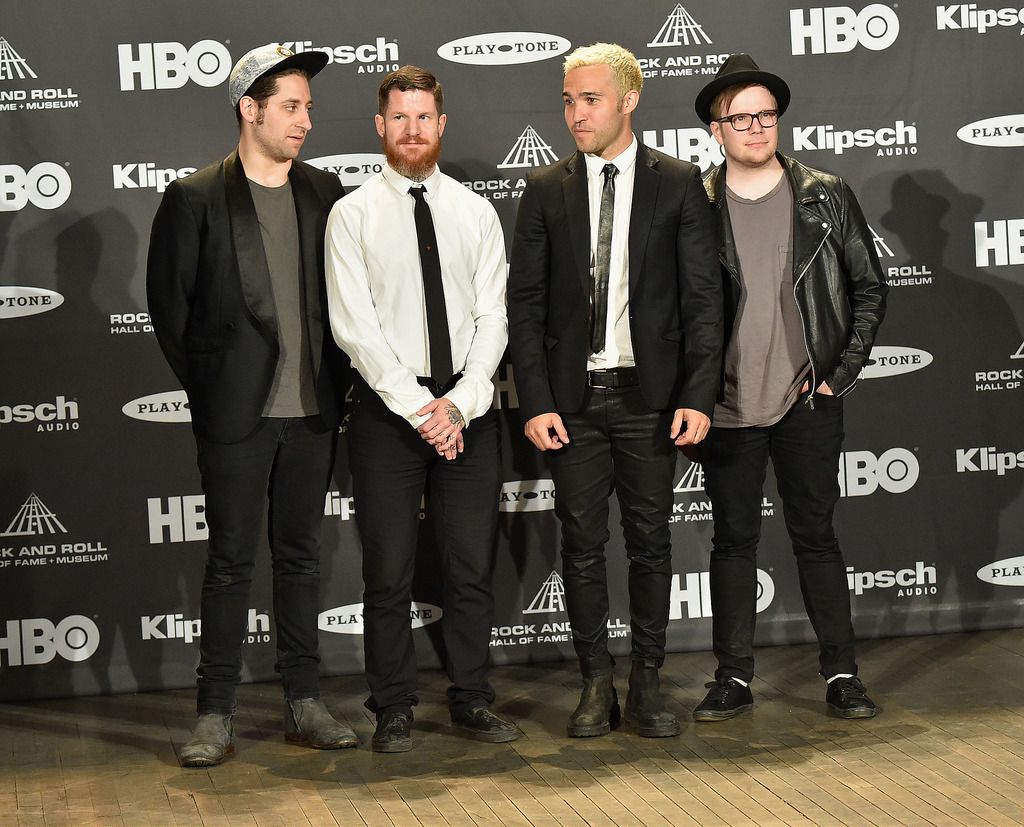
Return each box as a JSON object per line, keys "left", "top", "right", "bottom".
{"left": 4, "top": 629, "right": 1024, "bottom": 826}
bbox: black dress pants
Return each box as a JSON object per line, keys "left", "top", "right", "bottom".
{"left": 194, "top": 415, "right": 337, "bottom": 715}
{"left": 348, "top": 380, "right": 500, "bottom": 717}
{"left": 701, "top": 393, "right": 856, "bottom": 683}
{"left": 548, "top": 385, "right": 677, "bottom": 677}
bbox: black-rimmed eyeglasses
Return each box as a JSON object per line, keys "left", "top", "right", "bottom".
{"left": 714, "top": 110, "right": 779, "bottom": 131}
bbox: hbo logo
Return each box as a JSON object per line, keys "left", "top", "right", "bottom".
{"left": 791, "top": 4, "right": 900, "bottom": 55}
{"left": 839, "top": 448, "right": 919, "bottom": 497}
{"left": 0, "top": 615, "right": 100, "bottom": 666}
{"left": 641, "top": 128, "right": 725, "bottom": 173}
{"left": 0, "top": 163, "right": 72, "bottom": 211}
{"left": 118, "top": 40, "right": 232, "bottom": 91}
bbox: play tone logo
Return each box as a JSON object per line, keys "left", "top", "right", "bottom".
{"left": 318, "top": 603, "right": 442, "bottom": 635}
{"left": 437, "top": 32, "right": 570, "bottom": 65}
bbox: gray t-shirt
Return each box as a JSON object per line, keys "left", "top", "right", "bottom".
{"left": 714, "top": 175, "right": 809, "bottom": 428}
{"left": 248, "top": 178, "right": 319, "bottom": 418}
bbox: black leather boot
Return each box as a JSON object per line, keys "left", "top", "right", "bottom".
{"left": 623, "top": 659, "right": 680, "bottom": 737}
{"left": 567, "top": 672, "right": 620, "bottom": 737}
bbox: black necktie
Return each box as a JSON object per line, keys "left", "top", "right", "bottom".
{"left": 410, "top": 186, "right": 453, "bottom": 389}
{"left": 591, "top": 163, "right": 618, "bottom": 353}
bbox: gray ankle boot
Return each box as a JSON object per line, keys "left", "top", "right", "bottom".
{"left": 180, "top": 713, "right": 234, "bottom": 767}
{"left": 285, "top": 698, "right": 357, "bottom": 749}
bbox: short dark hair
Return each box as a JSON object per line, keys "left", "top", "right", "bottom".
{"left": 377, "top": 65, "right": 443, "bottom": 116}
{"left": 710, "top": 82, "right": 776, "bottom": 122}
{"left": 234, "top": 67, "right": 309, "bottom": 127}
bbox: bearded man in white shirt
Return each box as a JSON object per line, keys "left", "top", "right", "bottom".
{"left": 325, "top": 65, "right": 517, "bottom": 753}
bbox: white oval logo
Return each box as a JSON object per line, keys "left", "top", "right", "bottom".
{"left": 860, "top": 346, "right": 933, "bottom": 379}
{"left": 318, "top": 601, "right": 443, "bottom": 635}
{"left": 437, "top": 32, "right": 571, "bottom": 66}
{"left": 957, "top": 114, "right": 1024, "bottom": 147}
{"left": 306, "top": 153, "right": 385, "bottom": 188}
{"left": 0, "top": 286, "right": 65, "bottom": 319}
{"left": 122, "top": 390, "right": 191, "bottom": 423}
{"left": 499, "top": 479, "right": 556, "bottom": 512}
{"left": 977, "top": 556, "right": 1024, "bottom": 585}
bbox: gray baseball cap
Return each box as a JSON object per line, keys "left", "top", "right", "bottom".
{"left": 227, "top": 43, "right": 330, "bottom": 109}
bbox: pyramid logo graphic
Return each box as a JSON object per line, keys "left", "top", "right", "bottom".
{"left": 648, "top": 5, "right": 713, "bottom": 48}
{"left": 869, "top": 224, "right": 894, "bottom": 258}
{"left": 523, "top": 571, "right": 566, "bottom": 614}
{"left": 674, "top": 461, "right": 705, "bottom": 494}
{"left": 497, "top": 125, "right": 560, "bottom": 169}
{"left": 1, "top": 494, "right": 67, "bottom": 537}
{"left": 0, "top": 36, "right": 38, "bottom": 81}
{"left": 1011, "top": 341, "right": 1024, "bottom": 360}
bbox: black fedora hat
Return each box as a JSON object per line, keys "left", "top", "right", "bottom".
{"left": 694, "top": 53, "right": 791, "bottom": 125}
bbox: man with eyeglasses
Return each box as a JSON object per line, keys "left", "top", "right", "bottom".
{"left": 691, "top": 54, "right": 887, "bottom": 722}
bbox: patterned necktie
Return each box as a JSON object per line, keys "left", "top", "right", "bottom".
{"left": 410, "top": 186, "right": 453, "bottom": 388}
{"left": 591, "top": 163, "right": 618, "bottom": 353}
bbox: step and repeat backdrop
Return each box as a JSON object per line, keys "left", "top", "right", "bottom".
{"left": 2, "top": 2, "right": 1023, "bottom": 701}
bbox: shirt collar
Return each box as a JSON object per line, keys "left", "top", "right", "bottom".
{"left": 382, "top": 162, "right": 443, "bottom": 198}
{"left": 584, "top": 133, "right": 638, "bottom": 180}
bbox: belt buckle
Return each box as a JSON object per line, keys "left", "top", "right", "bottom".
{"left": 588, "top": 370, "right": 612, "bottom": 389}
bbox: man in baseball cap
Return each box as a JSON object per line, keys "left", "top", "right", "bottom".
{"left": 148, "top": 44, "right": 353, "bottom": 766}
{"left": 691, "top": 54, "right": 887, "bottom": 724}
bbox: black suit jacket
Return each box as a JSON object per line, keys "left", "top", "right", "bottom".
{"left": 146, "top": 151, "right": 348, "bottom": 443}
{"left": 508, "top": 144, "right": 723, "bottom": 422}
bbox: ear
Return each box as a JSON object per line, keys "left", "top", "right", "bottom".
{"left": 239, "top": 96, "right": 258, "bottom": 125}
{"left": 374, "top": 113, "right": 385, "bottom": 139}
{"left": 710, "top": 121, "right": 724, "bottom": 146}
{"left": 620, "top": 89, "right": 640, "bottom": 115}
{"left": 437, "top": 112, "right": 447, "bottom": 138}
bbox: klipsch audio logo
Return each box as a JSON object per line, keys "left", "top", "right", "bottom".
{"left": 141, "top": 609, "right": 270, "bottom": 645}
{"left": 0, "top": 615, "right": 99, "bottom": 666}
{"left": 936, "top": 5, "right": 1024, "bottom": 33}
{"left": 642, "top": 127, "right": 723, "bottom": 172}
{"left": 112, "top": 163, "right": 195, "bottom": 194}
{"left": 790, "top": 4, "right": 900, "bottom": 54}
{"left": 0, "top": 395, "right": 79, "bottom": 431}
{"left": 0, "top": 34, "right": 81, "bottom": 112}
{"left": 859, "top": 346, "right": 933, "bottom": 379}
{"left": 307, "top": 154, "right": 385, "bottom": 189}
{"left": 670, "top": 568, "right": 775, "bottom": 618}
{"left": 318, "top": 602, "right": 443, "bottom": 635}
{"left": 955, "top": 446, "right": 1024, "bottom": 475}
{"left": 848, "top": 561, "right": 938, "bottom": 597}
{"left": 0, "top": 163, "right": 72, "bottom": 211}
{"left": 958, "top": 115, "right": 1024, "bottom": 147}
{"left": 791, "top": 120, "right": 917, "bottom": 156}
{"left": 118, "top": 40, "right": 231, "bottom": 91}
{"left": 279, "top": 38, "right": 399, "bottom": 74}
{"left": 0, "top": 494, "right": 108, "bottom": 569}
{"left": 975, "top": 218, "right": 1024, "bottom": 267}
{"left": 437, "top": 32, "right": 570, "bottom": 66}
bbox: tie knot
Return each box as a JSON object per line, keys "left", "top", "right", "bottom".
{"left": 602, "top": 163, "right": 618, "bottom": 181}
{"left": 410, "top": 185, "right": 427, "bottom": 202}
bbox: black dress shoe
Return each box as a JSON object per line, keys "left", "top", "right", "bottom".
{"left": 567, "top": 672, "right": 620, "bottom": 737}
{"left": 372, "top": 711, "right": 413, "bottom": 753}
{"left": 179, "top": 713, "right": 234, "bottom": 767}
{"left": 693, "top": 679, "right": 753, "bottom": 722}
{"left": 826, "top": 676, "right": 877, "bottom": 718}
{"left": 623, "top": 660, "right": 680, "bottom": 737}
{"left": 451, "top": 707, "right": 521, "bottom": 743}
{"left": 285, "top": 698, "right": 358, "bottom": 749}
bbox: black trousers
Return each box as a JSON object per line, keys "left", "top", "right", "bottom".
{"left": 549, "top": 385, "right": 677, "bottom": 677}
{"left": 194, "top": 415, "right": 337, "bottom": 715}
{"left": 701, "top": 393, "right": 856, "bottom": 683}
{"left": 348, "top": 380, "right": 500, "bottom": 717}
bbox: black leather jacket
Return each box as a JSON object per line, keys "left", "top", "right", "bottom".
{"left": 703, "top": 153, "right": 888, "bottom": 399}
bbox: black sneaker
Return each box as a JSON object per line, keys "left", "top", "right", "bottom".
{"left": 372, "top": 711, "right": 413, "bottom": 752}
{"left": 693, "top": 679, "right": 753, "bottom": 722}
{"left": 451, "top": 707, "right": 521, "bottom": 743}
{"left": 825, "top": 676, "right": 877, "bottom": 719}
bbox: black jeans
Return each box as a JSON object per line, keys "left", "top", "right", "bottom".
{"left": 194, "top": 416, "right": 336, "bottom": 715}
{"left": 549, "top": 385, "right": 676, "bottom": 677}
{"left": 701, "top": 393, "right": 856, "bottom": 683}
{"left": 348, "top": 380, "right": 500, "bottom": 717}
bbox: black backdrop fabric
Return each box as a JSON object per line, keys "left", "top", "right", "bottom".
{"left": 2, "top": 2, "right": 1023, "bottom": 700}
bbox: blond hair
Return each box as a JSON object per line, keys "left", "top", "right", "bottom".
{"left": 563, "top": 42, "right": 643, "bottom": 100}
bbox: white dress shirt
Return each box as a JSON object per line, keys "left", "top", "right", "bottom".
{"left": 326, "top": 163, "right": 508, "bottom": 428}
{"left": 585, "top": 134, "right": 637, "bottom": 371}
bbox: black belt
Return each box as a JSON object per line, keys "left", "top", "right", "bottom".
{"left": 417, "top": 372, "right": 463, "bottom": 398}
{"left": 587, "top": 366, "right": 638, "bottom": 389}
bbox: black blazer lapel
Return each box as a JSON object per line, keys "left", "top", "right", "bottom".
{"left": 561, "top": 152, "right": 592, "bottom": 295}
{"left": 289, "top": 163, "right": 325, "bottom": 377}
{"left": 224, "top": 151, "right": 278, "bottom": 338}
{"left": 628, "top": 145, "right": 660, "bottom": 299}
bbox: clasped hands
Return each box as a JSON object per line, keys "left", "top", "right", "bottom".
{"left": 417, "top": 397, "right": 466, "bottom": 460}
